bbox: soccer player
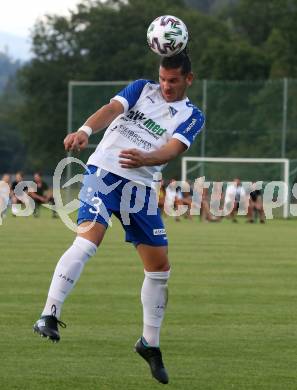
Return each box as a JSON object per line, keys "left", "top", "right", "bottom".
{"left": 28, "top": 172, "right": 49, "bottom": 217}
{"left": 11, "top": 171, "right": 28, "bottom": 215}
{"left": 247, "top": 183, "right": 265, "bottom": 223}
{"left": 225, "top": 178, "right": 247, "bottom": 222}
{"left": 164, "top": 179, "right": 184, "bottom": 221}
{"left": 33, "top": 51, "right": 205, "bottom": 384}
{"left": 0, "top": 174, "right": 11, "bottom": 224}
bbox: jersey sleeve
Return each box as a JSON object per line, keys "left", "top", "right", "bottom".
{"left": 172, "top": 108, "right": 205, "bottom": 149}
{"left": 111, "top": 79, "right": 152, "bottom": 112}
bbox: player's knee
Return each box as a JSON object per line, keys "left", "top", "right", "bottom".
{"left": 73, "top": 236, "right": 97, "bottom": 260}
{"left": 159, "top": 262, "right": 170, "bottom": 272}
{"left": 77, "top": 221, "right": 106, "bottom": 246}
{"left": 146, "top": 259, "right": 170, "bottom": 272}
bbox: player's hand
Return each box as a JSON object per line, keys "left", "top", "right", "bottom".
{"left": 64, "top": 131, "right": 89, "bottom": 152}
{"left": 119, "top": 148, "right": 147, "bottom": 168}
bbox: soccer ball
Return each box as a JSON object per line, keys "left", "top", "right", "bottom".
{"left": 147, "top": 15, "right": 188, "bottom": 57}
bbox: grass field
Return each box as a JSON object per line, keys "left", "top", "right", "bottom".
{"left": 1, "top": 212, "right": 297, "bottom": 389}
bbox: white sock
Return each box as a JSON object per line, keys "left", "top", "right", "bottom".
{"left": 141, "top": 269, "right": 170, "bottom": 347}
{"left": 42, "top": 236, "right": 97, "bottom": 318}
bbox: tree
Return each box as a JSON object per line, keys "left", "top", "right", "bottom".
{"left": 185, "top": 0, "right": 240, "bottom": 14}
{"left": 0, "top": 75, "right": 25, "bottom": 173}
{"left": 221, "top": 0, "right": 297, "bottom": 78}
{"left": 197, "top": 38, "right": 269, "bottom": 80}
{"left": 0, "top": 51, "right": 20, "bottom": 93}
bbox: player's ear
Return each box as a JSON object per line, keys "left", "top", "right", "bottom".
{"left": 186, "top": 72, "right": 194, "bottom": 86}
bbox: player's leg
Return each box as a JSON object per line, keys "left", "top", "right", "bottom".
{"left": 256, "top": 198, "right": 266, "bottom": 223}
{"left": 0, "top": 187, "right": 10, "bottom": 224}
{"left": 113, "top": 181, "right": 170, "bottom": 383}
{"left": 41, "top": 221, "right": 106, "bottom": 318}
{"left": 134, "top": 244, "right": 170, "bottom": 384}
{"left": 174, "top": 197, "right": 183, "bottom": 221}
{"left": 230, "top": 201, "right": 239, "bottom": 222}
{"left": 137, "top": 244, "right": 170, "bottom": 345}
{"left": 247, "top": 199, "right": 255, "bottom": 222}
{"left": 33, "top": 201, "right": 41, "bottom": 217}
{"left": 120, "top": 198, "right": 170, "bottom": 383}
{"left": 33, "top": 165, "right": 115, "bottom": 341}
{"left": 33, "top": 222, "right": 106, "bottom": 341}
{"left": 119, "top": 205, "right": 170, "bottom": 347}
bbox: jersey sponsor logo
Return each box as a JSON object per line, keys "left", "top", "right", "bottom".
{"left": 127, "top": 110, "right": 147, "bottom": 121}
{"left": 143, "top": 119, "right": 167, "bottom": 136}
{"left": 153, "top": 228, "right": 166, "bottom": 235}
{"left": 119, "top": 124, "right": 152, "bottom": 150}
{"left": 126, "top": 110, "right": 167, "bottom": 137}
{"left": 183, "top": 118, "right": 197, "bottom": 133}
{"left": 169, "top": 106, "right": 178, "bottom": 117}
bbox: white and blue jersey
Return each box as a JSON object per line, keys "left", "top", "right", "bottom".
{"left": 87, "top": 79, "right": 205, "bottom": 187}
{"left": 79, "top": 80, "right": 205, "bottom": 246}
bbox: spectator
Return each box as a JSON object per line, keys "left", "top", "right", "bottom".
{"left": 225, "top": 178, "right": 247, "bottom": 222}
{"left": 247, "top": 184, "right": 265, "bottom": 223}
{"left": 11, "top": 171, "right": 24, "bottom": 203}
{"left": 11, "top": 171, "right": 28, "bottom": 215}
{"left": 46, "top": 188, "right": 58, "bottom": 218}
{"left": 28, "top": 172, "right": 49, "bottom": 217}
{"left": 200, "top": 187, "right": 220, "bottom": 222}
{"left": 157, "top": 180, "right": 166, "bottom": 216}
{"left": 180, "top": 181, "right": 193, "bottom": 220}
{"left": 0, "top": 174, "right": 11, "bottom": 223}
{"left": 165, "top": 179, "right": 183, "bottom": 221}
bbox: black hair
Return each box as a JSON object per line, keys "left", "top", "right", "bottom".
{"left": 160, "top": 50, "right": 191, "bottom": 75}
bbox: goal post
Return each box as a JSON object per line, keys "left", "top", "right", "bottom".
{"left": 181, "top": 157, "right": 290, "bottom": 218}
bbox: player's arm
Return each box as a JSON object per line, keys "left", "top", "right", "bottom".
{"left": 64, "top": 99, "right": 124, "bottom": 152}
{"left": 28, "top": 191, "right": 47, "bottom": 203}
{"left": 119, "top": 107, "right": 205, "bottom": 168}
{"left": 119, "top": 138, "right": 187, "bottom": 168}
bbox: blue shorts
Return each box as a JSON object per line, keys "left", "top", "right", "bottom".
{"left": 77, "top": 165, "right": 168, "bottom": 247}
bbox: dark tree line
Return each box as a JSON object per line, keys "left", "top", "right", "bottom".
{"left": 0, "top": 53, "right": 24, "bottom": 172}
{"left": 0, "top": 52, "right": 20, "bottom": 92}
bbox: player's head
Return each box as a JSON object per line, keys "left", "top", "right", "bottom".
{"left": 159, "top": 51, "right": 193, "bottom": 102}
{"left": 15, "top": 171, "right": 24, "bottom": 182}
{"left": 1, "top": 174, "right": 10, "bottom": 184}
{"left": 34, "top": 172, "right": 43, "bottom": 183}
{"left": 161, "top": 51, "right": 192, "bottom": 75}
